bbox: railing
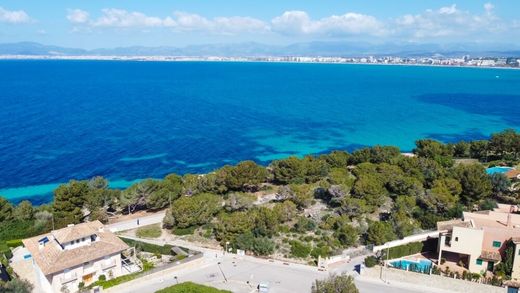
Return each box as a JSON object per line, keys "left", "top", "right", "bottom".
{"left": 83, "top": 262, "right": 96, "bottom": 274}
{"left": 60, "top": 273, "right": 78, "bottom": 284}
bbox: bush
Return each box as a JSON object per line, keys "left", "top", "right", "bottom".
{"left": 310, "top": 246, "right": 330, "bottom": 259}
{"left": 98, "top": 274, "right": 106, "bottom": 281}
{"left": 0, "top": 242, "right": 12, "bottom": 260}
{"left": 364, "top": 256, "right": 378, "bottom": 267}
{"left": 290, "top": 240, "right": 312, "bottom": 258}
{"left": 156, "top": 282, "right": 231, "bottom": 293}
{"left": 135, "top": 224, "right": 162, "bottom": 238}
{"left": 120, "top": 237, "right": 173, "bottom": 255}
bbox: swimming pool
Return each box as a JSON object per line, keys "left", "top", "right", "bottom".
{"left": 486, "top": 166, "right": 513, "bottom": 175}
{"left": 390, "top": 259, "right": 432, "bottom": 274}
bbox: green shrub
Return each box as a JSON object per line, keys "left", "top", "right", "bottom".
{"left": 156, "top": 282, "right": 231, "bottom": 293}
{"left": 290, "top": 240, "right": 312, "bottom": 258}
{"left": 364, "top": 256, "right": 378, "bottom": 267}
{"left": 98, "top": 274, "right": 106, "bottom": 281}
{"left": 0, "top": 242, "right": 12, "bottom": 260}
{"left": 310, "top": 246, "right": 330, "bottom": 259}
{"left": 135, "top": 224, "right": 162, "bottom": 238}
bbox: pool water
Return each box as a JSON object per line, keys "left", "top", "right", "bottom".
{"left": 486, "top": 166, "right": 514, "bottom": 175}
{"left": 390, "top": 259, "right": 432, "bottom": 274}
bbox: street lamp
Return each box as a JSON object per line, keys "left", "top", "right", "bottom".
{"left": 225, "top": 241, "right": 230, "bottom": 254}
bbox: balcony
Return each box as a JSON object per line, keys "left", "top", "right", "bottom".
{"left": 60, "top": 273, "right": 78, "bottom": 284}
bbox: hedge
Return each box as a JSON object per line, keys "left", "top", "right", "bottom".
{"left": 120, "top": 237, "right": 173, "bottom": 255}
{"left": 6, "top": 239, "right": 23, "bottom": 248}
{"left": 386, "top": 242, "right": 424, "bottom": 259}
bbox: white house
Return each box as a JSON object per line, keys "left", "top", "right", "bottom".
{"left": 23, "top": 220, "right": 130, "bottom": 293}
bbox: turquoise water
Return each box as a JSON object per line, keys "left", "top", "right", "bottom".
{"left": 486, "top": 166, "right": 514, "bottom": 174}
{"left": 0, "top": 61, "right": 519, "bottom": 204}
{"left": 390, "top": 259, "right": 432, "bottom": 273}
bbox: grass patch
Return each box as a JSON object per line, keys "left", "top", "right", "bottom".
{"left": 136, "top": 224, "right": 162, "bottom": 238}
{"left": 120, "top": 237, "right": 173, "bottom": 255}
{"left": 172, "top": 226, "right": 196, "bottom": 236}
{"left": 155, "top": 282, "right": 231, "bottom": 293}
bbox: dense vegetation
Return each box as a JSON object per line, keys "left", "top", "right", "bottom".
{"left": 0, "top": 278, "right": 33, "bottom": 293}
{"left": 311, "top": 274, "right": 359, "bottom": 293}
{"left": 0, "top": 129, "right": 519, "bottom": 264}
{"left": 155, "top": 282, "right": 231, "bottom": 293}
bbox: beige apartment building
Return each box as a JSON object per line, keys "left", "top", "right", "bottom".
{"left": 23, "top": 220, "right": 130, "bottom": 293}
{"left": 437, "top": 204, "right": 520, "bottom": 276}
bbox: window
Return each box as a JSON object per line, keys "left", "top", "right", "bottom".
{"left": 493, "top": 241, "right": 501, "bottom": 248}
{"left": 455, "top": 237, "right": 458, "bottom": 242}
{"left": 476, "top": 259, "right": 483, "bottom": 265}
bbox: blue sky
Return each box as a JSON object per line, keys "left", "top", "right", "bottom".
{"left": 1, "top": 0, "right": 519, "bottom": 49}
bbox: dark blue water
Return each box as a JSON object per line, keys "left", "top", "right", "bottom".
{"left": 1, "top": 60, "right": 519, "bottom": 204}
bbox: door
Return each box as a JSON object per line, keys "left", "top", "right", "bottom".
{"left": 83, "top": 273, "right": 94, "bottom": 284}
{"left": 487, "top": 261, "right": 494, "bottom": 271}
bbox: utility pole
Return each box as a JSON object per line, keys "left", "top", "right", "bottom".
{"left": 217, "top": 262, "right": 228, "bottom": 282}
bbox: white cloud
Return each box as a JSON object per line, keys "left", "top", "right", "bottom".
{"left": 67, "top": 9, "right": 90, "bottom": 24}
{"left": 91, "top": 9, "right": 174, "bottom": 28}
{"left": 173, "top": 11, "right": 211, "bottom": 30}
{"left": 484, "top": 3, "right": 495, "bottom": 14}
{"left": 395, "top": 4, "right": 503, "bottom": 38}
{"left": 68, "top": 9, "right": 269, "bottom": 35}
{"left": 271, "top": 11, "right": 386, "bottom": 36}
{"left": 213, "top": 16, "right": 268, "bottom": 34}
{"left": 0, "top": 6, "right": 31, "bottom": 24}
{"left": 65, "top": 5, "right": 517, "bottom": 41}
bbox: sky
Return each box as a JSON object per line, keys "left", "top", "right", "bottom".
{"left": 1, "top": 0, "right": 520, "bottom": 49}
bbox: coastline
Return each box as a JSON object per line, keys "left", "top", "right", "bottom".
{"left": 0, "top": 54, "right": 519, "bottom": 70}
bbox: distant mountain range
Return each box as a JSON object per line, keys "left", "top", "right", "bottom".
{"left": 1, "top": 41, "right": 519, "bottom": 58}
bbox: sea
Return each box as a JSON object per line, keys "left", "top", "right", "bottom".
{"left": 0, "top": 60, "right": 519, "bottom": 204}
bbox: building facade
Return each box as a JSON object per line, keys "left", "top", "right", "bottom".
{"left": 23, "top": 220, "right": 130, "bottom": 293}
{"left": 437, "top": 204, "right": 520, "bottom": 275}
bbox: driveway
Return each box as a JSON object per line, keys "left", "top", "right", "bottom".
{"left": 107, "top": 211, "right": 166, "bottom": 232}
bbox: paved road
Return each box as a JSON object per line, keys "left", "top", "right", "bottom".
{"left": 110, "top": 254, "right": 443, "bottom": 293}
{"left": 107, "top": 218, "right": 452, "bottom": 293}
{"left": 107, "top": 211, "right": 165, "bottom": 232}
{"left": 109, "top": 236, "right": 449, "bottom": 293}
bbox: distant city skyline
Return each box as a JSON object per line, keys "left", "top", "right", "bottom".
{"left": 1, "top": 1, "right": 519, "bottom": 49}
